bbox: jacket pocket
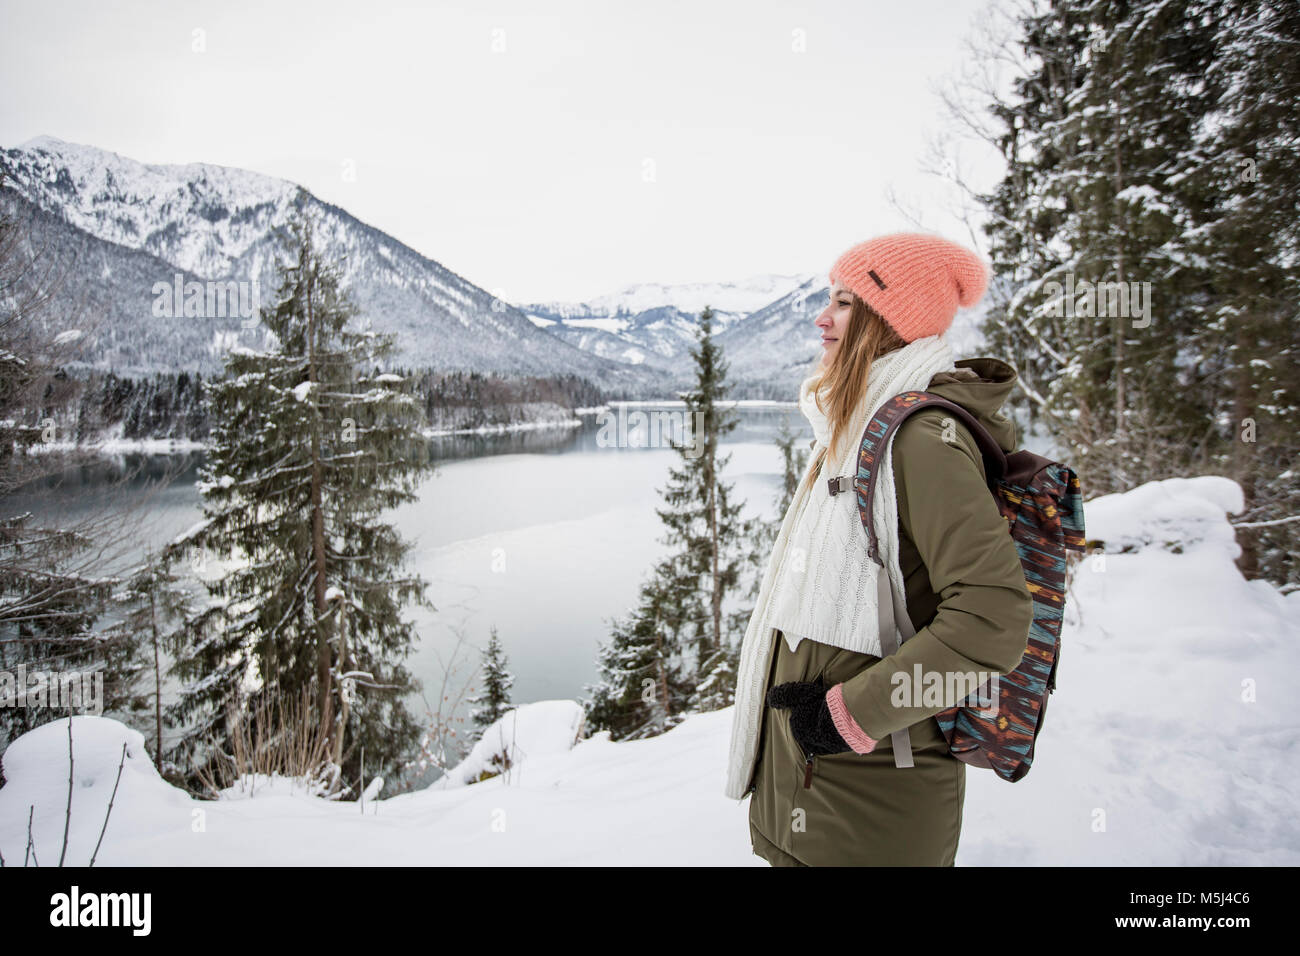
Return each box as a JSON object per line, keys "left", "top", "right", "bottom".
{"left": 820, "top": 647, "right": 883, "bottom": 689}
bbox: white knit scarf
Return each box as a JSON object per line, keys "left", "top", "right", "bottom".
{"left": 723, "top": 334, "right": 956, "bottom": 800}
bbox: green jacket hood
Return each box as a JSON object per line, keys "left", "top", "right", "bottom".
{"left": 926, "top": 357, "right": 1019, "bottom": 452}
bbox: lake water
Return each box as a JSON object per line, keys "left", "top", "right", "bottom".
{"left": 6, "top": 403, "right": 806, "bottom": 770}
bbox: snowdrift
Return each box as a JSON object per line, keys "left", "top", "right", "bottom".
{"left": 1, "top": 475, "right": 1297, "bottom": 865}
{"left": 430, "top": 700, "right": 586, "bottom": 788}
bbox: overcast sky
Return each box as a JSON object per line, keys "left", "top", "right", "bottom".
{"left": 0, "top": 0, "right": 1006, "bottom": 304}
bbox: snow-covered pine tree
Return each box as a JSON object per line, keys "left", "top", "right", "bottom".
{"left": 747, "top": 415, "right": 810, "bottom": 605}
{"left": 690, "top": 642, "right": 740, "bottom": 714}
{"left": 468, "top": 624, "right": 514, "bottom": 731}
{"left": 977, "top": 0, "right": 1091, "bottom": 437}
{"left": 168, "top": 208, "right": 435, "bottom": 795}
{"left": 583, "top": 558, "right": 694, "bottom": 740}
{"left": 652, "top": 305, "right": 757, "bottom": 710}
{"left": 709, "top": 414, "right": 812, "bottom": 714}
{"left": 976, "top": 0, "right": 1297, "bottom": 587}
{"left": 1182, "top": 0, "right": 1300, "bottom": 584}
{"left": 0, "top": 179, "right": 122, "bottom": 756}
{"left": 0, "top": 517, "right": 114, "bottom": 751}
{"left": 105, "top": 550, "right": 198, "bottom": 775}
{"left": 978, "top": 1, "right": 1217, "bottom": 480}
{"left": 1045, "top": 0, "right": 1216, "bottom": 488}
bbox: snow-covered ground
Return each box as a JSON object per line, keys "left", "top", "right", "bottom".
{"left": 1, "top": 475, "right": 1296, "bottom": 865}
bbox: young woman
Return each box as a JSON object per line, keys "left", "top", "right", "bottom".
{"left": 723, "top": 232, "right": 1034, "bottom": 866}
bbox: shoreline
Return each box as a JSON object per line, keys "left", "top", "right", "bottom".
{"left": 20, "top": 399, "right": 799, "bottom": 454}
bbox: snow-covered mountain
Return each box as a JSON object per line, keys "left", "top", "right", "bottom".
{"left": 0, "top": 137, "right": 659, "bottom": 391}
{"left": 524, "top": 274, "right": 817, "bottom": 376}
{"left": 527, "top": 273, "right": 814, "bottom": 325}
{"left": 0, "top": 137, "right": 991, "bottom": 397}
{"left": 528, "top": 268, "right": 989, "bottom": 400}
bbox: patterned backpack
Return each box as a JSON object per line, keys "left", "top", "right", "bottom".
{"left": 847, "top": 391, "right": 1086, "bottom": 782}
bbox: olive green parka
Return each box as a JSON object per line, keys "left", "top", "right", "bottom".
{"left": 746, "top": 358, "right": 1034, "bottom": 866}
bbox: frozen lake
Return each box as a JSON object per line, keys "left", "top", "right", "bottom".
{"left": 6, "top": 403, "right": 807, "bottom": 760}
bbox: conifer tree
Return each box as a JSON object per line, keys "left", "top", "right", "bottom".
{"left": 105, "top": 550, "right": 198, "bottom": 773}
{"left": 0, "top": 519, "right": 114, "bottom": 750}
{"left": 0, "top": 179, "right": 124, "bottom": 754}
{"left": 1183, "top": 0, "right": 1300, "bottom": 583}
{"left": 977, "top": 0, "right": 1090, "bottom": 435}
{"left": 977, "top": 0, "right": 1212, "bottom": 481}
{"left": 973, "top": 0, "right": 1298, "bottom": 587}
{"left": 653, "top": 306, "right": 756, "bottom": 709}
{"left": 748, "top": 415, "right": 810, "bottom": 599}
{"left": 696, "top": 416, "right": 812, "bottom": 715}
{"left": 585, "top": 306, "right": 760, "bottom": 723}
{"left": 169, "top": 208, "right": 435, "bottom": 794}
{"left": 583, "top": 558, "right": 694, "bottom": 739}
{"left": 468, "top": 625, "right": 514, "bottom": 731}
{"left": 689, "top": 642, "right": 739, "bottom": 715}
{"left": 1046, "top": 0, "right": 1215, "bottom": 487}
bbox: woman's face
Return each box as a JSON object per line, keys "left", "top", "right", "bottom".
{"left": 816, "top": 281, "right": 854, "bottom": 365}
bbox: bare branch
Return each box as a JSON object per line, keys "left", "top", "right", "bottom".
{"left": 89, "top": 741, "right": 128, "bottom": 867}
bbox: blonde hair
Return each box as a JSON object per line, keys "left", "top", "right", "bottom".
{"left": 804, "top": 293, "right": 908, "bottom": 477}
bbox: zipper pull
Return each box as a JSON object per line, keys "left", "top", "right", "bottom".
{"left": 803, "top": 755, "right": 814, "bottom": 789}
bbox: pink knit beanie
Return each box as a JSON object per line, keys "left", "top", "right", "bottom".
{"left": 828, "top": 232, "right": 989, "bottom": 342}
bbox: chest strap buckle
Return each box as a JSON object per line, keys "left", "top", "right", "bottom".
{"left": 827, "top": 475, "right": 852, "bottom": 496}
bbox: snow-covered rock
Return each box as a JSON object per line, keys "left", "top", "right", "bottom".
{"left": 1083, "top": 475, "right": 1244, "bottom": 554}
{"left": 0, "top": 716, "right": 188, "bottom": 866}
{"left": 431, "top": 700, "right": 585, "bottom": 788}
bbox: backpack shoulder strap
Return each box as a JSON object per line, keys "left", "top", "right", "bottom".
{"left": 854, "top": 391, "right": 1008, "bottom": 566}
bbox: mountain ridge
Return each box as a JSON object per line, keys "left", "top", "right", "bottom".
{"left": 0, "top": 136, "right": 660, "bottom": 392}
{"left": 1, "top": 137, "right": 987, "bottom": 399}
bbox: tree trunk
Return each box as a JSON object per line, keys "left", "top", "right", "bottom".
{"left": 652, "top": 610, "right": 670, "bottom": 732}
{"left": 708, "top": 457, "right": 721, "bottom": 658}
{"left": 331, "top": 593, "right": 349, "bottom": 768}
{"left": 1113, "top": 114, "right": 1127, "bottom": 446}
{"left": 305, "top": 239, "right": 334, "bottom": 757}
{"left": 149, "top": 586, "right": 162, "bottom": 769}
{"left": 1233, "top": 323, "right": 1259, "bottom": 578}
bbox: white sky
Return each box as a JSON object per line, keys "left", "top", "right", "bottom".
{"left": 0, "top": 0, "right": 1007, "bottom": 304}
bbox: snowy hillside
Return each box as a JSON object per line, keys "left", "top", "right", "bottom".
{"left": 0, "top": 137, "right": 659, "bottom": 390}
{"left": 1, "top": 474, "right": 1293, "bottom": 866}
{"left": 524, "top": 274, "right": 816, "bottom": 376}
{"left": 527, "top": 273, "right": 815, "bottom": 324}
{"left": 9, "top": 135, "right": 296, "bottom": 279}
